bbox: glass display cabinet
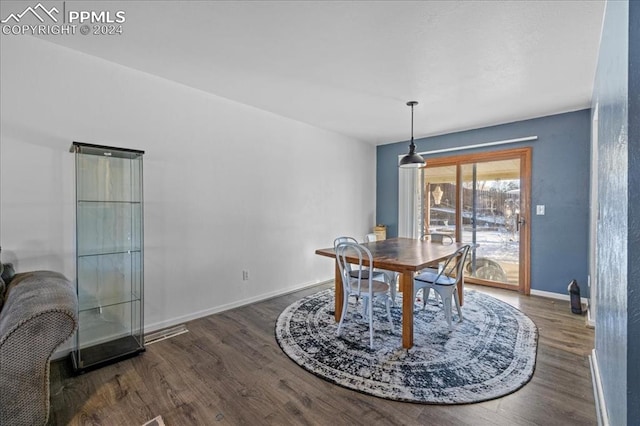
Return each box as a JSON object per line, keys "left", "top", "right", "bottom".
{"left": 70, "top": 141, "right": 145, "bottom": 373}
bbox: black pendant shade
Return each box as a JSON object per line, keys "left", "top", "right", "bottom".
{"left": 399, "top": 101, "right": 426, "bottom": 168}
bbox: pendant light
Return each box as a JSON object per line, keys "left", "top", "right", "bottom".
{"left": 399, "top": 101, "right": 426, "bottom": 168}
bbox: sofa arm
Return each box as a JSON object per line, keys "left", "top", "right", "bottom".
{"left": 0, "top": 271, "right": 78, "bottom": 426}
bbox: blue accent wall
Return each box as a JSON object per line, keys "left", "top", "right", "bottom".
{"left": 377, "top": 110, "right": 590, "bottom": 295}
{"left": 627, "top": 2, "right": 640, "bottom": 423}
{"left": 593, "top": 1, "right": 640, "bottom": 425}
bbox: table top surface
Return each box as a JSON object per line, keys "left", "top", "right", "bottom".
{"left": 315, "top": 237, "right": 466, "bottom": 273}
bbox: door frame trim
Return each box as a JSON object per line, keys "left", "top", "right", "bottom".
{"left": 423, "top": 147, "right": 532, "bottom": 294}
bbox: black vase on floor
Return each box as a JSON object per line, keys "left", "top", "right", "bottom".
{"left": 568, "top": 279, "right": 582, "bottom": 314}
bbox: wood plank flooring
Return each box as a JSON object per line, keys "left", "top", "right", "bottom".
{"left": 48, "top": 284, "right": 596, "bottom": 425}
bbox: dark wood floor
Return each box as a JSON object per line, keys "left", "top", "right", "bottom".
{"left": 48, "top": 284, "right": 596, "bottom": 425}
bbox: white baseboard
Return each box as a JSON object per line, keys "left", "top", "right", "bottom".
{"left": 529, "top": 288, "right": 589, "bottom": 305}
{"left": 589, "top": 349, "right": 609, "bottom": 426}
{"left": 586, "top": 306, "right": 596, "bottom": 328}
{"left": 51, "top": 344, "right": 73, "bottom": 361}
{"left": 53, "top": 278, "right": 332, "bottom": 361}
{"left": 530, "top": 289, "right": 589, "bottom": 316}
{"left": 143, "top": 278, "right": 331, "bottom": 334}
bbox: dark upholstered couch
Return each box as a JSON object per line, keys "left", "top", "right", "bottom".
{"left": 0, "top": 268, "right": 78, "bottom": 426}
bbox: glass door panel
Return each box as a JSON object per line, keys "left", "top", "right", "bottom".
{"left": 423, "top": 165, "right": 457, "bottom": 239}
{"left": 461, "top": 159, "right": 520, "bottom": 285}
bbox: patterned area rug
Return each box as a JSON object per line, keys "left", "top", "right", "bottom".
{"left": 275, "top": 288, "right": 538, "bottom": 404}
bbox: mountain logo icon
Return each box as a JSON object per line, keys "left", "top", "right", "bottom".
{"left": 1, "top": 3, "right": 59, "bottom": 24}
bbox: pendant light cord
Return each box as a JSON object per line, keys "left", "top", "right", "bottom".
{"left": 411, "top": 102, "right": 414, "bottom": 142}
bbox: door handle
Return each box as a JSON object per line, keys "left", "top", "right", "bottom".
{"left": 516, "top": 214, "right": 525, "bottom": 231}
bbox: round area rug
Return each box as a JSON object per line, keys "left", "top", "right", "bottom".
{"left": 275, "top": 288, "right": 538, "bottom": 404}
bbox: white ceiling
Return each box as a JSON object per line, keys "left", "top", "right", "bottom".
{"left": 36, "top": 1, "right": 605, "bottom": 145}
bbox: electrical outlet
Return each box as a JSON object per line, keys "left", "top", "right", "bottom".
{"left": 242, "top": 270, "right": 249, "bottom": 281}
{"left": 536, "top": 205, "right": 545, "bottom": 215}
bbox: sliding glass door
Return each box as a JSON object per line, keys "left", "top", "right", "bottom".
{"left": 461, "top": 159, "right": 521, "bottom": 286}
{"left": 423, "top": 148, "right": 531, "bottom": 293}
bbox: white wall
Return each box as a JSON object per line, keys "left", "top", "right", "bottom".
{"left": 0, "top": 36, "right": 376, "bottom": 337}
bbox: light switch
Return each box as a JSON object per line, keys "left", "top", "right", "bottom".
{"left": 536, "top": 205, "right": 545, "bottom": 215}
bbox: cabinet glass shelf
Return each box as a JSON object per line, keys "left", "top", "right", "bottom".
{"left": 78, "top": 200, "right": 142, "bottom": 203}
{"left": 79, "top": 291, "right": 141, "bottom": 312}
{"left": 78, "top": 248, "right": 141, "bottom": 257}
{"left": 71, "top": 142, "right": 145, "bottom": 374}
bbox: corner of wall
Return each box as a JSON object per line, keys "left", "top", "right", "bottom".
{"left": 590, "top": 349, "right": 610, "bottom": 426}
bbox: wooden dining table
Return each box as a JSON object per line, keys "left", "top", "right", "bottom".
{"left": 315, "top": 237, "right": 466, "bottom": 349}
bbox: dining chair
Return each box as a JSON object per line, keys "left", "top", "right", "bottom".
{"left": 334, "top": 236, "right": 389, "bottom": 287}
{"left": 413, "top": 233, "right": 456, "bottom": 304}
{"left": 421, "top": 232, "right": 454, "bottom": 245}
{"left": 413, "top": 245, "right": 470, "bottom": 331}
{"left": 335, "top": 241, "right": 394, "bottom": 349}
{"left": 363, "top": 233, "right": 399, "bottom": 306}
